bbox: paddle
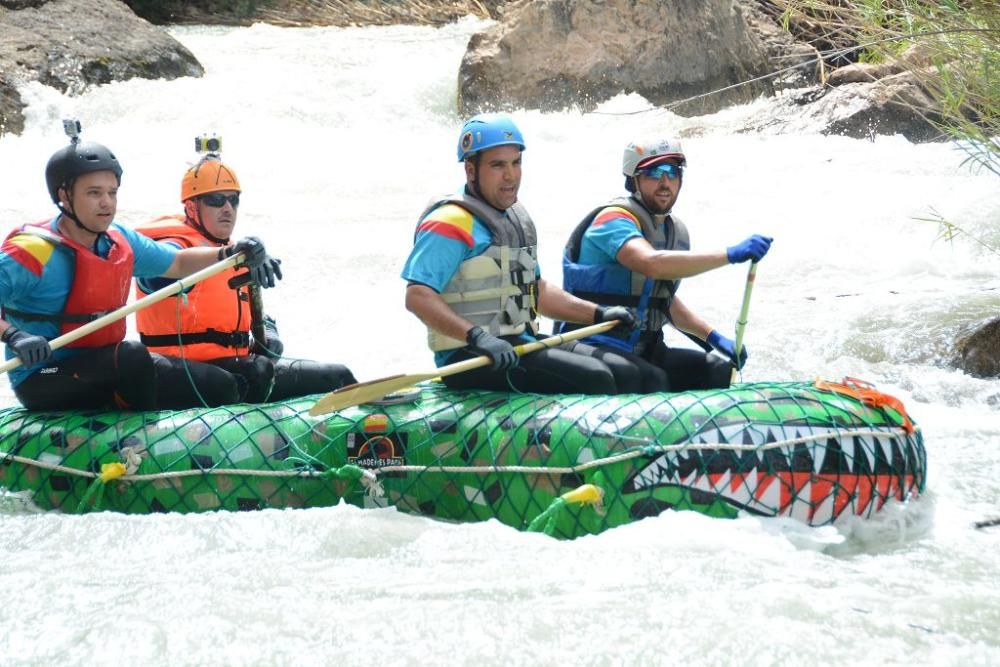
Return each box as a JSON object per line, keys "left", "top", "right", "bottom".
{"left": 731, "top": 261, "right": 758, "bottom": 384}
{"left": 0, "top": 253, "right": 244, "bottom": 375}
{"left": 248, "top": 283, "right": 267, "bottom": 350}
{"left": 308, "top": 319, "right": 620, "bottom": 416}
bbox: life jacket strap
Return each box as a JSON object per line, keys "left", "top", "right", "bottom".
{"left": 140, "top": 329, "right": 250, "bottom": 349}
{"left": 2, "top": 306, "right": 109, "bottom": 324}
{"left": 568, "top": 291, "right": 672, "bottom": 311}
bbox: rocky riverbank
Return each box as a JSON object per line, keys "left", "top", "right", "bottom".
{"left": 1, "top": 0, "right": 947, "bottom": 143}
{"left": 0, "top": 0, "right": 202, "bottom": 135}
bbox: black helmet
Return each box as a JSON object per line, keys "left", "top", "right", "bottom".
{"left": 45, "top": 141, "right": 123, "bottom": 204}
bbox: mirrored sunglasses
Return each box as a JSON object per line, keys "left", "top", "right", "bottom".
{"left": 201, "top": 193, "right": 240, "bottom": 208}
{"left": 639, "top": 163, "right": 683, "bottom": 180}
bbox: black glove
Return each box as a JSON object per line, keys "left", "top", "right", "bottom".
{"left": 219, "top": 237, "right": 283, "bottom": 288}
{"left": 252, "top": 315, "right": 284, "bottom": 359}
{"left": 466, "top": 326, "right": 518, "bottom": 371}
{"left": 594, "top": 305, "right": 640, "bottom": 332}
{"left": 1, "top": 326, "right": 52, "bottom": 366}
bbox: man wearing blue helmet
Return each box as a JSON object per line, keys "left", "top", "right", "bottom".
{"left": 557, "top": 137, "right": 773, "bottom": 391}
{"left": 400, "top": 113, "right": 643, "bottom": 395}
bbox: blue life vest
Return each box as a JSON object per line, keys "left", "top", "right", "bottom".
{"left": 560, "top": 196, "right": 689, "bottom": 354}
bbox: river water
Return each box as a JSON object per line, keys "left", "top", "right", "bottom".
{"left": 0, "top": 18, "right": 998, "bottom": 667}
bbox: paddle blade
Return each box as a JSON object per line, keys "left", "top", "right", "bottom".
{"left": 308, "top": 372, "right": 437, "bottom": 416}
{"left": 307, "top": 320, "right": 621, "bottom": 416}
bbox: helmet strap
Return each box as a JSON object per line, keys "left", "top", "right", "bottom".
{"left": 184, "top": 199, "right": 230, "bottom": 245}
{"left": 57, "top": 183, "right": 103, "bottom": 236}
{"left": 466, "top": 155, "right": 483, "bottom": 199}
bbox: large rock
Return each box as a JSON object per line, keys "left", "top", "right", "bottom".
{"left": 736, "top": 0, "right": 820, "bottom": 90}
{"left": 953, "top": 317, "right": 1000, "bottom": 379}
{"left": 0, "top": 76, "right": 25, "bottom": 136}
{"left": 722, "top": 67, "right": 942, "bottom": 142}
{"left": 0, "top": 0, "right": 203, "bottom": 136}
{"left": 820, "top": 72, "right": 942, "bottom": 142}
{"left": 458, "top": 0, "right": 775, "bottom": 116}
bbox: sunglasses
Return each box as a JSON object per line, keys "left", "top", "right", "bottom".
{"left": 200, "top": 193, "right": 240, "bottom": 208}
{"left": 638, "top": 163, "right": 683, "bottom": 180}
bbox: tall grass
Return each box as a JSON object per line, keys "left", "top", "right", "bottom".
{"left": 768, "top": 0, "right": 999, "bottom": 177}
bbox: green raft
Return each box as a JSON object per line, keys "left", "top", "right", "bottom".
{"left": 0, "top": 379, "right": 925, "bottom": 538}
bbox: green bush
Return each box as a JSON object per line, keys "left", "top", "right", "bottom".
{"left": 773, "top": 0, "right": 999, "bottom": 177}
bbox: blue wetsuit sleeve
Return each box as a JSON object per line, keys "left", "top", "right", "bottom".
{"left": 578, "top": 213, "right": 644, "bottom": 265}
{"left": 132, "top": 237, "right": 186, "bottom": 294}
{"left": 401, "top": 205, "right": 489, "bottom": 293}
{"left": 116, "top": 224, "right": 178, "bottom": 279}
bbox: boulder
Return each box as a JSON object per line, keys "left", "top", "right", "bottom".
{"left": 953, "top": 317, "right": 1000, "bottom": 379}
{"left": 821, "top": 72, "right": 943, "bottom": 141}
{"left": 0, "top": 0, "right": 203, "bottom": 136}
{"left": 729, "top": 70, "right": 943, "bottom": 142}
{"left": 736, "top": 0, "right": 820, "bottom": 90}
{"left": 458, "top": 0, "right": 775, "bottom": 116}
{"left": 0, "top": 76, "right": 25, "bottom": 136}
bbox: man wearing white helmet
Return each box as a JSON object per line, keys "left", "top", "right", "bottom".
{"left": 558, "top": 138, "right": 773, "bottom": 391}
{"left": 401, "top": 113, "right": 643, "bottom": 394}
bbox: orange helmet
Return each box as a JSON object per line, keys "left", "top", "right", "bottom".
{"left": 180, "top": 157, "right": 241, "bottom": 202}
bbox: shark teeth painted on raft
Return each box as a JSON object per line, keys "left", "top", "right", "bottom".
{"left": 623, "top": 422, "right": 921, "bottom": 525}
{"left": 624, "top": 423, "right": 906, "bottom": 493}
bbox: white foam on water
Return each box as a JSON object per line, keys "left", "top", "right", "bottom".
{"left": 0, "top": 18, "right": 998, "bottom": 666}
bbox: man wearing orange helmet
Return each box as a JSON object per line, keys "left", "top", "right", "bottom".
{"left": 558, "top": 137, "right": 773, "bottom": 391}
{"left": 134, "top": 142, "right": 355, "bottom": 405}
{"left": 0, "top": 121, "right": 278, "bottom": 411}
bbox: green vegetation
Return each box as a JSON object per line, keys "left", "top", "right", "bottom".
{"left": 917, "top": 208, "right": 1000, "bottom": 258}
{"left": 769, "top": 0, "right": 999, "bottom": 177}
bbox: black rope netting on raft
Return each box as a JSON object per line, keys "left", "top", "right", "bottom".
{"left": 0, "top": 381, "right": 925, "bottom": 538}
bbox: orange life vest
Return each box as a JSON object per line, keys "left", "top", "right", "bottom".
{"left": 2, "top": 222, "right": 133, "bottom": 348}
{"left": 133, "top": 215, "right": 250, "bottom": 360}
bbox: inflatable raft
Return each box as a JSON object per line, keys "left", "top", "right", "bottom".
{"left": 0, "top": 378, "right": 925, "bottom": 538}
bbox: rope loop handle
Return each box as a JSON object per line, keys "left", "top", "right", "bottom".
{"left": 814, "top": 376, "right": 915, "bottom": 433}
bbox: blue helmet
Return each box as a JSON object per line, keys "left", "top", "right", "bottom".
{"left": 456, "top": 113, "right": 526, "bottom": 162}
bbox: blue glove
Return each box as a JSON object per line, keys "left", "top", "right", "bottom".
{"left": 707, "top": 329, "right": 748, "bottom": 370}
{"left": 467, "top": 326, "right": 518, "bottom": 371}
{"left": 594, "top": 305, "right": 640, "bottom": 332}
{"left": 726, "top": 234, "right": 773, "bottom": 264}
{"left": 1, "top": 326, "right": 52, "bottom": 366}
{"left": 252, "top": 315, "right": 284, "bottom": 359}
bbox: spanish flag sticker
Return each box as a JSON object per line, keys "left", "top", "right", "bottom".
{"left": 363, "top": 414, "right": 390, "bottom": 433}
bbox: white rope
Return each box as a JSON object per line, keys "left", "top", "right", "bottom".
{"left": 0, "top": 424, "right": 917, "bottom": 481}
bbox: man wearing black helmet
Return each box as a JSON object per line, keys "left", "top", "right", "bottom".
{"left": 0, "top": 121, "right": 281, "bottom": 410}
{"left": 401, "top": 113, "right": 643, "bottom": 395}
{"left": 557, "top": 137, "right": 773, "bottom": 392}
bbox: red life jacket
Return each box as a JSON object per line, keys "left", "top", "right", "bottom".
{"left": 133, "top": 215, "right": 250, "bottom": 360}
{"left": 2, "top": 222, "right": 133, "bottom": 348}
